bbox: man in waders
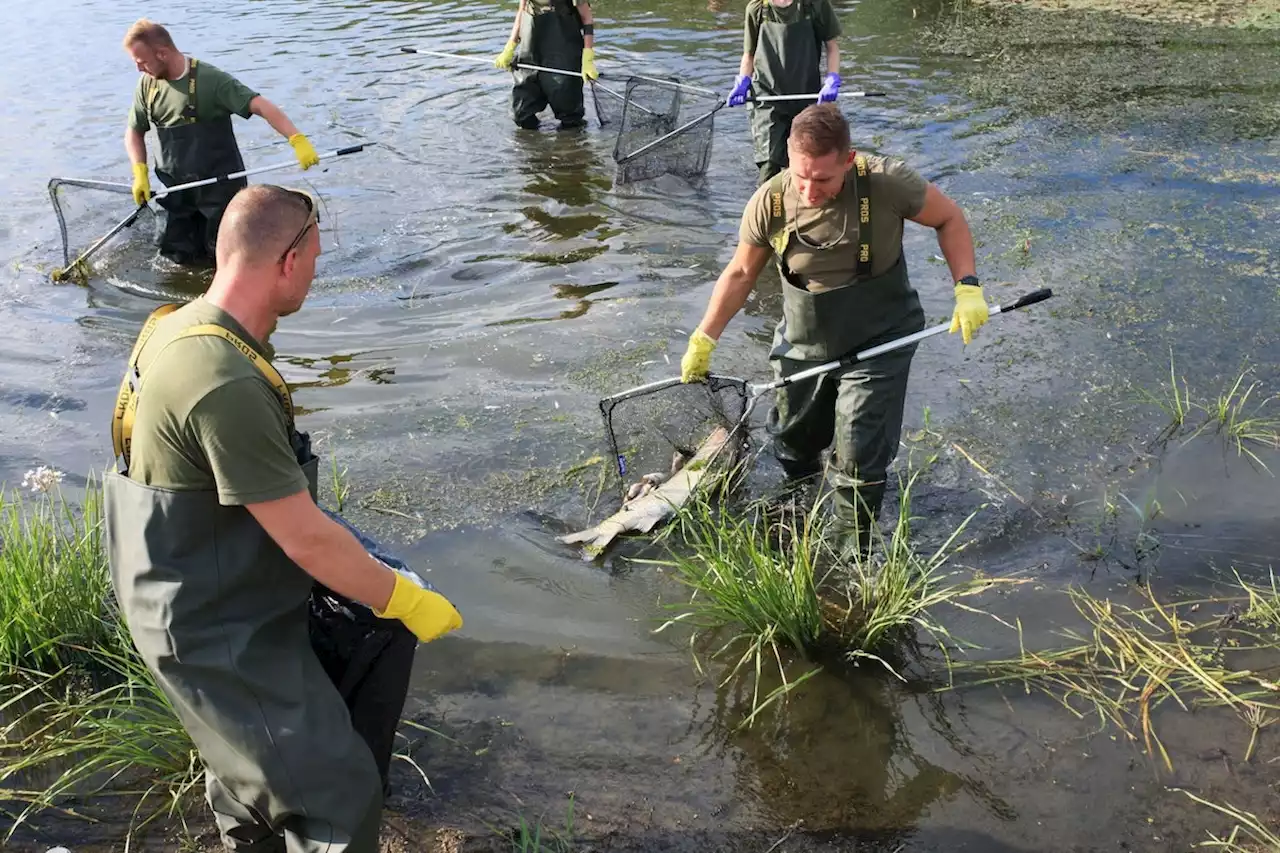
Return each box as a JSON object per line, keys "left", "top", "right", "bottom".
{"left": 104, "top": 185, "right": 464, "bottom": 851}
{"left": 679, "top": 105, "right": 990, "bottom": 559}
{"left": 726, "top": 0, "right": 843, "bottom": 185}
{"left": 123, "top": 19, "right": 321, "bottom": 266}
{"left": 493, "top": 0, "right": 599, "bottom": 130}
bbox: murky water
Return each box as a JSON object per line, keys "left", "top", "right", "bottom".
{"left": 2, "top": 0, "right": 1278, "bottom": 849}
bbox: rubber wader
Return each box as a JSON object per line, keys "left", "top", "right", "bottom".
{"left": 105, "top": 306, "right": 417, "bottom": 851}
{"left": 152, "top": 58, "right": 248, "bottom": 266}
{"left": 750, "top": 1, "right": 822, "bottom": 184}
{"left": 762, "top": 160, "right": 925, "bottom": 558}
{"left": 512, "top": 0, "right": 586, "bottom": 130}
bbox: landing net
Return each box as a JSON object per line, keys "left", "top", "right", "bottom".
{"left": 599, "top": 374, "right": 750, "bottom": 497}
{"left": 611, "top": 77, "right": 718, "bottom": 185}
{"left": 48, "top": 178, "right": 159, "bottom": 273}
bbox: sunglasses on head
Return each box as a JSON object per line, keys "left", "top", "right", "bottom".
{"left": 280, "top": 188, "right": 320, "bottom": 263}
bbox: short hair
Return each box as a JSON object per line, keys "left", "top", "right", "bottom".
{"left": 788, "top": 105, "right": 851, "bottom": 159}
{"left": 123, "top": 19, "right": 177, "bottom": 51}
{"left": 216, "top": 185, "right": 313, "bottom": 267}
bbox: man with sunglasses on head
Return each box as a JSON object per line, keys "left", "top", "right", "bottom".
{"left": 103, "top": 185, "right": 463, "bottom": 852}
{"left": 678, "top": 105, "right": 990, "bottom": 561}
{"left": 123, "top": 18, "right": 322, "bottom": 267}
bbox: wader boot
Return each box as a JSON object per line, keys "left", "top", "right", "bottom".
{"left": 512, "top": 0, "right": 587, "bottom": 130}
{"left": 763, "top": 163, "right": 924, "bottom": 561}
{"left": 749, "top": 0, "right": 821, "bottom": 184}
{"left": 104, "top": 312, "right": 421, "bottom": 852}
{"left": 153, "top": 59, "right": 247, "bottom": 266}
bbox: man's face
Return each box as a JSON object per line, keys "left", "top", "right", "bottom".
{"left": 129, "top": 43, "right": 173, "bottom": 79}
{"left": 789, "top": 146, "right": 855, "bottom": 207}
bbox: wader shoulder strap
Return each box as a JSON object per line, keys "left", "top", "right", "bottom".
{"left": 111, "top": 304, "right": 295, "bottom": 467}
{"left": 184, "top": 58, "right": 199, "bottom": 124}
{"left": 766, "top": 170, "right": 790, "bottom": 258}
{"left": 851, "top": 153, "right": 871, "bottom": 279}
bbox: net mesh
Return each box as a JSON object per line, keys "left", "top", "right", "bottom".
{"left": 587, "top": 80, "right": 629, "bottom": 128}
{"left": 611, "top": 77, "right": 718, "bottom": 185}
{"left": 600, "top": 375, "right": 750, "bottom": 497}
{"left": 48, "top": 179, "right": 158, "bottom": 274}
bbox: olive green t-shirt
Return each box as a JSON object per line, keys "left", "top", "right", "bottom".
{"left": 744, "top": 0, "right": 842, "bottom": 55}
{"left": 739, "top": 154, "right": 928, "bottom": 293}
{"left": 128, "top": 57, "right": 259, "bottom": 132}
{"left": 125, "top": 298, "right": 308, "bottom": 507}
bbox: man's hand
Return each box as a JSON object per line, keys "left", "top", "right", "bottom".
{"left": 681, "top": 329, "right": 717, "bottom": 383}
{"left": 495, "top": 40, "right": 517, "bottom": 70}
{"left": 375, "top": 571, "right": 463, "bottom": 643}
{"left": 727, "top": 74, "right": 752, "bottom": 107}
{"left": 131, "top": 162, "right": 152, "bottom": 205}
{"left": 581, "top": 47, "right": 599, "bottom": 80}
{"left": 288, "top": 133, "right": 320, "bottom": 170}
{"left": 818, "top": 72, "right": 841, "bottom": 103}
{"left": 950, "top": 282, "right": 989, "bottom": 345}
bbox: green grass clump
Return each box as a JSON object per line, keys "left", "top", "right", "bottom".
{"left": 0, "top": 476, "right": 125, "bottom": 675}
{"left": 652, "top": 459, "right": 1018, "bottom": 727}
{"left": 0, "top": 620, "right": 200, "bottom": 843}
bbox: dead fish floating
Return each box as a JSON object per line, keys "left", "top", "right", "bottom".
{"left": 558, "top": 426, "right": 737, "bottom": 558}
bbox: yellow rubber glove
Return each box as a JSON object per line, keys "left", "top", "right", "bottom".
{"left": 131, "top": 162, "right": 151, "bottom": 205}
{"left": 374, "top": 572, "right": 463, "bottom": 643}
{"left": 581, "top": 47, "right": 599, "bottom": 81}
{"left": 288, "top": 133, "right": 320, "bottom": 170}
{"left": 680, "top": 329, "right": 717, "bottom": 383}
{"left": 949, "top": 283, "right": 989, "bottom": 345}
{"left": 495, "top": 40, "right": 517, "bottom": 70}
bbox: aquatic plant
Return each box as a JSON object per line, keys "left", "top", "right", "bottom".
{"left": 1180, "top": 789, "right": 1280, "bottom": 853}
{"left": 0, "top": 475, "right": 125, "bottom": 675}
{"left": 0, "top": 619, "right": 200, "bottom": 843}
{"left": 947, "top": 576, "right": 1280, "bottom": 772}
{"left": 652, "top": 455, "right": 1016, "bottom": 727}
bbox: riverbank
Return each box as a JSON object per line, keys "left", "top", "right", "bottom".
{"left": 965, "top": 0, "right": 1280, "bottom": 28}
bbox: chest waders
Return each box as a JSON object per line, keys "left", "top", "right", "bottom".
{"left": 750, "top": 0, "right": 822, "bottom": 184}
{"left": 762, "top": 159, "right": 925, "bottom": 559}
{"left": 512, "top": 0, "right": 587, "bottom": 129}
{"left": 151, "top": 58, "right": 248, "bottom": 265}
{"left": 106, "top": 304, "right": 416, "bottom": 851}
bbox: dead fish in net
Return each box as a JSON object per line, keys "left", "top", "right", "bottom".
{"left": 558, "top": 426, "right": 736, "bottom": 558}
{"left": 622, "top": 451, "right": 689, "bottom": 505}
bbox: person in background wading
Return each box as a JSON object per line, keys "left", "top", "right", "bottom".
{"left": 104, "top": 184, "right": 463, "bottom": 852}
{"left": 679, "top": 105, "right": 990, "bottom": 561}
{"left": 123, "top": 19, "right": 321, "bottom": 267}
{"left": 726, "top": 0, "right": 843, "bottom": 185}
{"left": 494, "top": 0, "right": 599, "bottom": 130}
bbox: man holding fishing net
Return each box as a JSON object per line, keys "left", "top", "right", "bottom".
{"left": 727, "top": 0, "right": 844, "bottom": 184}
{"left": 104, "top": 185, "right": 463, "bottom": 851}
{"left": 680, "top": 105, "right": 989, "bottom": 560}
{"left": 493, "top": 0, "right": 599, "bottom": 130}
{"left": 123, "top": 19, "right": 322, "bottom": 266}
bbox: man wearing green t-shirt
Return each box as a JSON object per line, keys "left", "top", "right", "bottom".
{"left": 123, "top": 18, "right": 322, "bottom": 266}
{"left": 678, "top": 105, "right": 991, "bottom": 559}
{"left": 104, "top": 185, "right": 464, "bottom": 851}
{"left": 726, "top": 0, "right": 843, "bottom": 184}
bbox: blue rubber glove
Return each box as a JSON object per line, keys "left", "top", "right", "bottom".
{"left": 818, "top": 72, "right": 841, "bottom": 103}
{"left": 727, "top": 74, "right": 752, "bottom": 107}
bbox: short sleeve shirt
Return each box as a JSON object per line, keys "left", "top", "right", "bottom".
{"left": 745, "top": 0, "right": 842, "bottom": 55}
{"left": 125, "top": 298, "right": 308, "bottom": 506}
{"left": 739, "top": 154, "right": 928, "bottom": 292}
{"left": 129, "top": 58, "right": 259, "bottom": 132}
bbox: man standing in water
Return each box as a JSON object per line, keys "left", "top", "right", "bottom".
{"left": 679, "top": 105, "right": 990, "bottom": 559}
{"left": 494, "top": 0, "right": 599, "bottom": 130}
{"left": 124, "top": 19, "right": 322, "bottom": 266}
{"left": 726, "top": 0, "right": 843, "bottom": 184}
{"left": 104, "top": 185, "right": 463, "bottom": 851}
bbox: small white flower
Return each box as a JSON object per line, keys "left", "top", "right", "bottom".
{"left": 21, "top": 466, "right": 64, "bottom": 494}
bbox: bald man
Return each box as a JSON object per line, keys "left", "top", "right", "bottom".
{"left": 104, "top": 185, "right": 463, "bottom": 852}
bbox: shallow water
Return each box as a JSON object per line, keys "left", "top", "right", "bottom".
{"left": 1, "top": 0, "right": 1278, "bottom": 849}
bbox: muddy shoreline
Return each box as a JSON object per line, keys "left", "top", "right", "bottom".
{"left": 967, "top": 0, "right": 1280, "bottom": 28}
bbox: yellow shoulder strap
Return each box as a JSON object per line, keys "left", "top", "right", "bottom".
{"left": 766, "top": 170, "right": 790, "bottom": 257}
{"left": 111, "top": 306, "right": 294, "bottom": 468}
